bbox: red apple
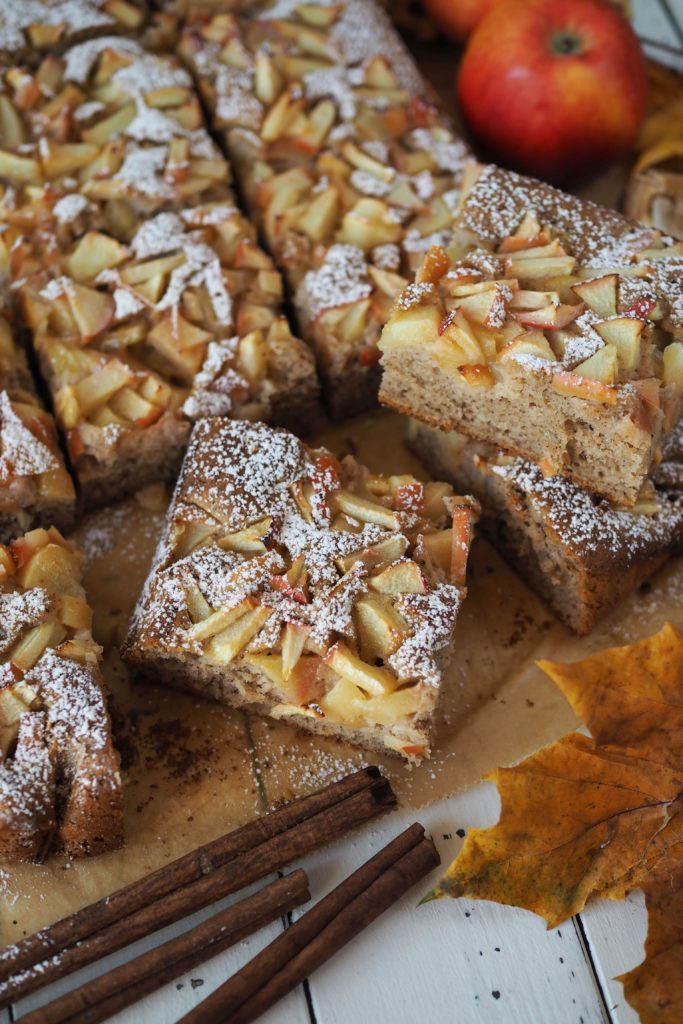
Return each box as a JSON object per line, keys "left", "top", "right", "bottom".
{"left": 423, "top": 0, "right": 501, "bottom": 42}
{"left": 458, "top": 0, "right": 647, "bottom": 185}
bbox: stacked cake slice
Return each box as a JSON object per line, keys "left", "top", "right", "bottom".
{"left": 176, "top": 0, "right": 472, "bottom": 416}
{"left": 0, "top": 36, "right": 317, "bottom": 507}
{"left": 381, "top": 165, "right": 683, "bottom": 631}
{"left": 124, "top": 418, "right": 477, "bottom": 761}
{"left": 0, "top": 526, "right": 123, "bottom": 860}
{"left": 408, "top": 421, "right": 683, "bottom": 634}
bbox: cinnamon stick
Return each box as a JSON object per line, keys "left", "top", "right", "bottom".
{"left": 19, "top": 870, "right": 311, "bottom": 1024}
{"left": 0, "top": 765, "right": 382, "bottom": 988}
{"left": 180, "top": 823, "right": 440, "bottom": 1024}
{"left": 0, "top": 771, "right": 394, "bottom": 1008}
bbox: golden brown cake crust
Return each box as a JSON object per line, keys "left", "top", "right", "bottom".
{"left": 125, "top": 418, "right": 476, "bottom": 761}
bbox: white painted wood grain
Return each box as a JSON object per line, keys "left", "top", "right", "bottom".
{"left": 579, "top": 894, "right": 648, "bottom": 1024}
{"left": 295, "top": 785, "right": 610, "bottom": 1024}
{"left": 634, "top": 0, "right": 683, "bottom": 67}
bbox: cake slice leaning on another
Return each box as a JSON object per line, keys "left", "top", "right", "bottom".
{"left": 0, "top": 527, "right": 123, "bottom": 861}
{"left": 123, "top": 419, "right": 478, "bottom": 761}
{"left": 379, "top": 164, "right": 683, "bottom": 507}
{"left": 408, "top": 419, "right": 683, "bottom": 635}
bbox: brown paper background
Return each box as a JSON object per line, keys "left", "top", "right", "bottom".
{"left": 1, "top": 37, "right": 679, "bottom": 946}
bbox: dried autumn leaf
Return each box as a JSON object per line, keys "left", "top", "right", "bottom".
{"left": 427, "top": 623, "right": 683, "bottom": 1024}
{"left": 619, "top": 819, "right": 683, "bottom": 1024}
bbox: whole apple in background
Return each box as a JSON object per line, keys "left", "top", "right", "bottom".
{"left": 422, "top": 0, "right": 501, "bottom": 42}
{"left": 457, "top": 0, "right": 647, "bottom": 185}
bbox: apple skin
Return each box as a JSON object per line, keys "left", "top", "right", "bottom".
{"left": 422, "top": 0, "right": 500, "bottom": 43}
{"left": 457, "top": 0, "right": 648, "bottom": 185}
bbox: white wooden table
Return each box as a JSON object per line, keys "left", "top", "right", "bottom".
{"left": 7, "top": 2, "right": 683, "bottom": 1021}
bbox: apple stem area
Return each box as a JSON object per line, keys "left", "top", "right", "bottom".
{"left": 550, "top": 32, "right": 585, "bottom": 57}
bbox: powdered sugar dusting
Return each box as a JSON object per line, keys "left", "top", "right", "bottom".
{"left": 299, "top": 244, "right": 372, "bottom": 319}
{"left": 182, "top": 339, "right": 247, "bottom": 419}
{"left": 52, "top": 194, "right": 90, "bottom": 225}
{"left": 0, "top": 392, "right": 57, "bottom": 482}
{"left": 490, "top": 455, "right": 683, "bottom": 563}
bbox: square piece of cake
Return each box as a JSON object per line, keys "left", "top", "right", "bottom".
{"left": 379, "top": 164, "right": 683, "bottom": 506}
{"left": 408, "top": 419, "right": 683, "bottom": 634}
{"left": 0, "top": 527, "right": 123, "bottom": 861}
{"left": 124, "top": 418, "right": 477, "bottom": 761}
{"left": 178, "top": 2, "right": 472, "bottom": 417}
{"left": 17, "top": 204, "right": 317, "bottom": 508}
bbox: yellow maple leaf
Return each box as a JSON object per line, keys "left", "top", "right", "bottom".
{"left": 427, "top": 623, "right": 683, "bottom": 1024}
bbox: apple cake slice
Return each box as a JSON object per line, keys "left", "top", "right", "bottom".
{"left": 0, "top": 0, "right": 146, "bottom": 65}
{"left": 379, "top": 164, "right": 683, "bottom": 506}
{"left": 0, "top": 39, "right": 233, "bottom": 232}
{"left": 0, "top": 311, "right": 75, "bottom": 542}
{"left": 408, "top": 419, "right": 683, "bottom": 635}
{"left": 17, "top": 204, "right": 317, "bottom": 507}
{"left": 177, "top": 2, "right": 472, "bottom": 417}
{"left": 123, "top": 418, "right": 478, "bottom": 761}
{"left": 0, "top": 526, "right": 123, "bottom": 861}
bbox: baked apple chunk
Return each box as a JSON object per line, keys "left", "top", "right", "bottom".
{"left": 408, "top": 419, "right": 683, "bottom": 636}
{"left": 177, "top": 3, "right": 473, "bottom": 417}
{"left": 0, "top": 526, "right": 122, "bottom": 861}
{"left": 379, "top": 164, "right": 683, "bottom": 506}
{"left": 123, "top": 419, "right": 478, "bottom": 762}
{"left": 17, "top": 205, "right": 317, "bottom": 507}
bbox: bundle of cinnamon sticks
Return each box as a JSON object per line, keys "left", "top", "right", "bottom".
{"left": 0, "top": 767, "right": 440, "bottom": 1024}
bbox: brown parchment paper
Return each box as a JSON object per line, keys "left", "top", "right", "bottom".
{"left": 1, "top": 408, "right": 682, "bottom": 944}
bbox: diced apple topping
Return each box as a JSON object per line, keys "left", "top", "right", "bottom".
{"left": 204, "top": 606, "right": 272, "bottom": 666}
{"left": 333, "top": 489, "right": 401, "bottom": 530}
{"left": 571, "top": 275, "right": 618, "bottom": 317}
{"left": 368, "top": 559, "right": 427, "bottom": 595}
{"left": 663, "top": 342, "right": 683, "bottom": 393}
{"left": 573, "top": 344, "right": 619, "bottom": 385}
{"left": 380, "top": 208, "right": 674, "bottom": 402}
{"left": 0, "top": 527, "right": 99, "bottom": 701}
{"left": 325, "top": 642, "right": 397, "bottom": 697}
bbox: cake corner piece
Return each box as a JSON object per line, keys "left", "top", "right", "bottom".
{"left": 0, "top": 527, "right": 123, "bottom": 862}
{"left": 123, "top": 418, "right": 478, "bottom": 762}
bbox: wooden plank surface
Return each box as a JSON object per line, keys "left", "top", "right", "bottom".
{"left": 635, "top": 0, "right": 683, "bottom": 68}
{"left": 579, "top": 897, "right": 648, "bottom": 1024}
{"left": 297, "top": 790, "right": 611, "bottom": 1024}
